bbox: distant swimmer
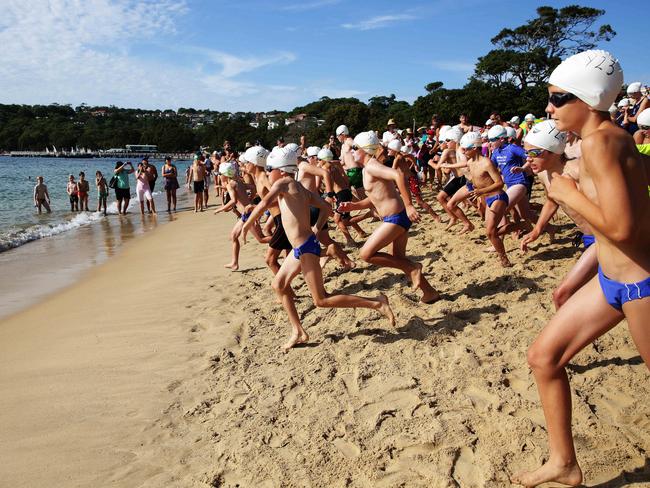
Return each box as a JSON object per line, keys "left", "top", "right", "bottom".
{"left": 77, "top": 172, "right": 90, "bottom": 211}
{"left": 512, "top": 50, "right": 650, "bottom": 488}
{"left": 66, "top": 174, "right": 79, "bottom": 212}
{"left": 33, "top": 176, "right": 51, "bottom": 214}
{"left": 240, "top": 146, "right": 395, "bottom": 351}
{"left": 95, "top": 171, "right": 108, "bottom": 216}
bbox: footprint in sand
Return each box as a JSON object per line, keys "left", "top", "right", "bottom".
{"left": 332, "top": 438, "right": 361, "bottom": 459}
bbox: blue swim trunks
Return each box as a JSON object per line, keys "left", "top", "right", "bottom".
{"left": 581, "top": 234, "right": 595, "bottom": 249}
{"left": 466, "top": 182, "right": 474, "bottom": 192}
{"left": 598, "top": 266, "right": 650, "bottom": 311}
{"left": 382, "top": 208, "right": 412, "bottom": 231}
{"left": 241, "top": 212, "right": 251, "bottom": 223}
{"left": 486, "top": 191, "right": 509, "bottom": 208}
{"left": 293, "top": 233, "right": 321, "bottom": 259}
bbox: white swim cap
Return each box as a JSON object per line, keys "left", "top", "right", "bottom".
{"left": 617, "top": 98, "right": 630, "bottom": 108}
{"left": 284, "top": 142, "right": 301, "bottom": 155}
{"left": 637, "top": 108, "right": 650, "bottom": 127}
{"left": 608, "top": 103, "right": 619, "bottom": 114}
{"left": 480, "top": 131, "right": 488, "bottom": 139}
{"left": 505, "top": 126, "right": 517, "bottom": 139}
{"left": 387, "top": 139, "right": 402, "bottom": 152}
{"left": 238, "top": 154, "right": 246, "bottom": 163}
{"left": 548, "top": 49, "right": 623, "bottom": 111}
{"left": 400, "top": 145, "right": 410, "bottom": 154}
{"left": 487, "top": 125, "right": 507, "bottom": 140}
{"left": 460, "top": 131, "right": 481, "bottom": 149}
{"left": 266, "top": 147, "right": 298, "bottom": 173}
{"left": 244, "top": 146, "right": 269, "bottom": 167}
{"left": 353, "top": 131, "right": 380, "bottom": 155}
{"left": 445, "top": 127, "right": 462, "bottom": 143}
{"left": 524, "top": 113, "right": 535, "bottom": 122}
{"left": 627, "top": 82, "right": 642, "bottom": 95}
{"left": 510, "top": 116, "right": 520, "bottom": 125}
{"left": 336, "top": 125, "right": 349, "bottom": 136}
{"left": 485, "top": 119, "right": 495, "bottom": 126}
{"left": 524, "top": 120, "right": 567, "bottom": 155}
{"left": 438, "top": 125, "right": 451, "bottom": 142}
{"left": 219, "top": 162, "right": 235, "bottom": 178}
{"left": 305, "top": 146, "right": 320, "bottom": 157}
{"left": 317, "top": 148, "right": 334, "bottom": 161}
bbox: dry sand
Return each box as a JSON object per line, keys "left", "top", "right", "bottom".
{"left": 1, "top": 186, "right": 648, "bottom": 488}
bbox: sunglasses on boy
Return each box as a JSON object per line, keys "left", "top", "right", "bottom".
{"left": 548, "top": 92, "right": 577, "bottom": 108}
{"left": 525, "top": 148, "right": 546, "bottom": 158}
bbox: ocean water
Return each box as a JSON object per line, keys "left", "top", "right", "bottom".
{"left": 0, "top": 156, "right": 197, "bottom": 319}
{"left": 0, "top": 156, "right": 194, "bottom": 251}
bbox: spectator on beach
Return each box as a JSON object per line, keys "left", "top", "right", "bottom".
{"left": 142, "top": 157, "right": 157, "bottom": 213}
{"left": 96, "top": 171, "right": 108, "bottom": 216}
{"left": 66, "top": 174, "right": 79, "bottom": 211}
{"left": 114, "top": 161, "right": 134, "bottom": 215}
{"left": 77, "top": 172, "right": 90, "bottom": 211}
{"left": 161, "top": 156, "right": 179, "bottom": 212}
{"left": 33, "top": 176, "right": 51, "bottom": 214}
{"left": 187, "top": 154, "right": 206, "bottom": 212}
{"left": 136, "top": 162, "right": 156, "bottom": 215}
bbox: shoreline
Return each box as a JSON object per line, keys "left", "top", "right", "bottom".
{"left": 1, "top": 187, "right": 648, "bottom": 487}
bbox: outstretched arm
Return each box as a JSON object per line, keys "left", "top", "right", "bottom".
{"left": 241, "top": 179, "right": 285, "bottom": 242}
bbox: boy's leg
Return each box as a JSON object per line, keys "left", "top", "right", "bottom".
{"left": 265, "top": 247, "right": 282, "bottom": 275}
{"left": 552, "top": 245, "right": 598, "bottom": 310}
{"left": 318, "top": 229, "right": 354, "bottom": 269}
{"left": 512, "top": 276, "right": 622, "bottom": 487}
{"left": 271, "top": 253, "right": 306, "bottom": 351}
{"left": 447, "top": 187, "right": 474, "bottom": 233}
{"left": 334, "top": 213, "right": 357, "bottom": 247}
{"left": 391, "top": 228, "right": 439, "bottom": 303}
{"left": 622, "top": 297, "right": 650, "bottom": 368}
{"left": 485, "top": 200, "right": 511, "bottom": 267}
{"left": 415, "top": 195, "right": 441, "bottom": 222}
{"left": 226, "top": 221, "right": 243, "bottom": 271}
{"left": 299, "top": 253, "right": 394, "bottom": 326}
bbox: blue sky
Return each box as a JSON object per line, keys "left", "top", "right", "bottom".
{"left": 0, "top": 0, "right": 647, "bottom": 112}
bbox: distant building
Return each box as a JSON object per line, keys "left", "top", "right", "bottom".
{"left": 125, "top": 144, "right": 157, "bottom": 152}
{"left": 268, "top": 120, "right": 280, "bottom": 130}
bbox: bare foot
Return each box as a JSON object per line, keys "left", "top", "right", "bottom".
{"left": 282, "top": 331, "right": 309, "bottom": 352}
{"left": 420, "top": 281, "right": 440, "bottom": 304}
{"left": 431, "top": 212, "right": 442, "bottom": 223}
{"left": 511, "top": 460, "right": 583, "bottom": 487}
{"left": 444, "top": 218, "right": 458, "bottom": 231}
{"left": 499, "top": 254, "right": 513, "bottom": 268}
{"left": 345, "top": 239, "right": 358, "bottom": 248}
{"left": 343, "top": 258, "right": 356, "bottom": 270}
{"left": 224, "top": 263, "right": 239, "bottom": 271}
{"left": 408, "top": 262, "right": 424, "bottom": 290}
{"left": 483, "top": 245, "right": 497, "bottom": 253}
{"left": 458, "top": 223, "right": 474, "bottom": 234}
{"left": 376, "top": 294, "right": 396, "bottom": 327}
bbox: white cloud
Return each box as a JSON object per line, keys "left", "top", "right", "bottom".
{"left": 0, "top": 0, "right": 303, "bottom": 111}
{"left": 341, "top": 14, "right": 415, "bottom": 31}
{"left": 280, "top": 0, "right": 341, "bottom": 11}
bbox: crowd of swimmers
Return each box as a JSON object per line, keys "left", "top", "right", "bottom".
{"left": 30, "top": 48, "right": 649, "bottom": 487}
{"left": 201, "top": 49, "right": 648, "bottom": 488}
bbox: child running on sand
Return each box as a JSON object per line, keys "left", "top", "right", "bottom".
{"left": 512, "top": 50, "right": 650, "bottom": 488}
{"left": 459, "top": 132, "right": 520, "bottom": 267}
{"left": 338, "top": 131, "right": 439, "bottom": 303}
{"left": 33, "top": 176, "right": 51, "bottom": 214}
{"left": 241, "top": 146, "right": 395, "bottom": 351}
{"left": 214, "top": 161, "right": 266, "bottom": 271}
{"left": 519, "top": 120, "right": 598, "bottom": 310}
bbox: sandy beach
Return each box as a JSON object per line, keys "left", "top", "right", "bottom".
{"left": 1, "top": 187, "right": 649, "bottom": 487}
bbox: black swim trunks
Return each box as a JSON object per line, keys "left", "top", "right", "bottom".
{"left": 252, "top": 195, "right": 262, "bottom": 205}
{"left": 442, "top": 175, "right": 466, "bottom": 197}
{"left": 309, "top": 206, "right": 328, "bottom": 231}
{"left": 193, "top": 180, "right": 205, "bottom": 194}
{"left": 269, "top": 214, "right": 292, "bottom": 251}
{"left": 334, "top": 188, "right": 354, "bottom": 220}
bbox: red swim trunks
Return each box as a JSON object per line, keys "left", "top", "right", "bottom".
{"left": 408, "top": 175, "right": 421, "bottom": 198}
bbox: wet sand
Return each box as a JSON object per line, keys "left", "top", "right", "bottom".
{"left": 1, "top": 186, "right": 648, "bottom": 487}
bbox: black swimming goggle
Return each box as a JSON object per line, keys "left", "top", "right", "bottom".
{"left": 548, "top": 92, "right": 577, "bottom": 108}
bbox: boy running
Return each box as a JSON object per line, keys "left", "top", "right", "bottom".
{"left": 241, "top": 146, "right": 394, "bottom": 351}
{"left": 512, "top": 50, "right": 650, "bottom": 488}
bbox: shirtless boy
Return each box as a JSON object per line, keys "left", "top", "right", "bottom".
{"left": 187, "top": 154, "right": 206, "bottom": 212}
{"left": 386, "top": 139, "right": 441, "bottom": 222}
{"left": 512, "top": 50, "right": 650, "bottom": 488}
{"left": 96, "top": 171, "right": 108, "bottom": 216}
{"left": 298, "top": 146, "right": 354, "bottom": 268}
{"left": 336, "top": 125, "right": 366, "bottom": 200}
{"left": 241, "top": 146, "right": 395, "bottom": 351}
{"left": 519, "top": 120, "right": 598, "bottom": 310}
{"left": 317, "top": 148, "right": 369, "bottom": 248}
{"left": 214, "top": 162, "right": 265, "bottom": 271}
{"left": 338, "top": 131, "right": 439, "bottom": 303}
{"left": 67, "top": 175, "right": 79, "bottom": 211}
{"left": 460, "top": 132, "right": 517, "bottom": 267}
{"left": 33, "top": 176, "right": 51, "bottom": 213}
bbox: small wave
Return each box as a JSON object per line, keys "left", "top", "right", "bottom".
{"left": 0, "top": 211, "right": 106, "bottom": 252}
